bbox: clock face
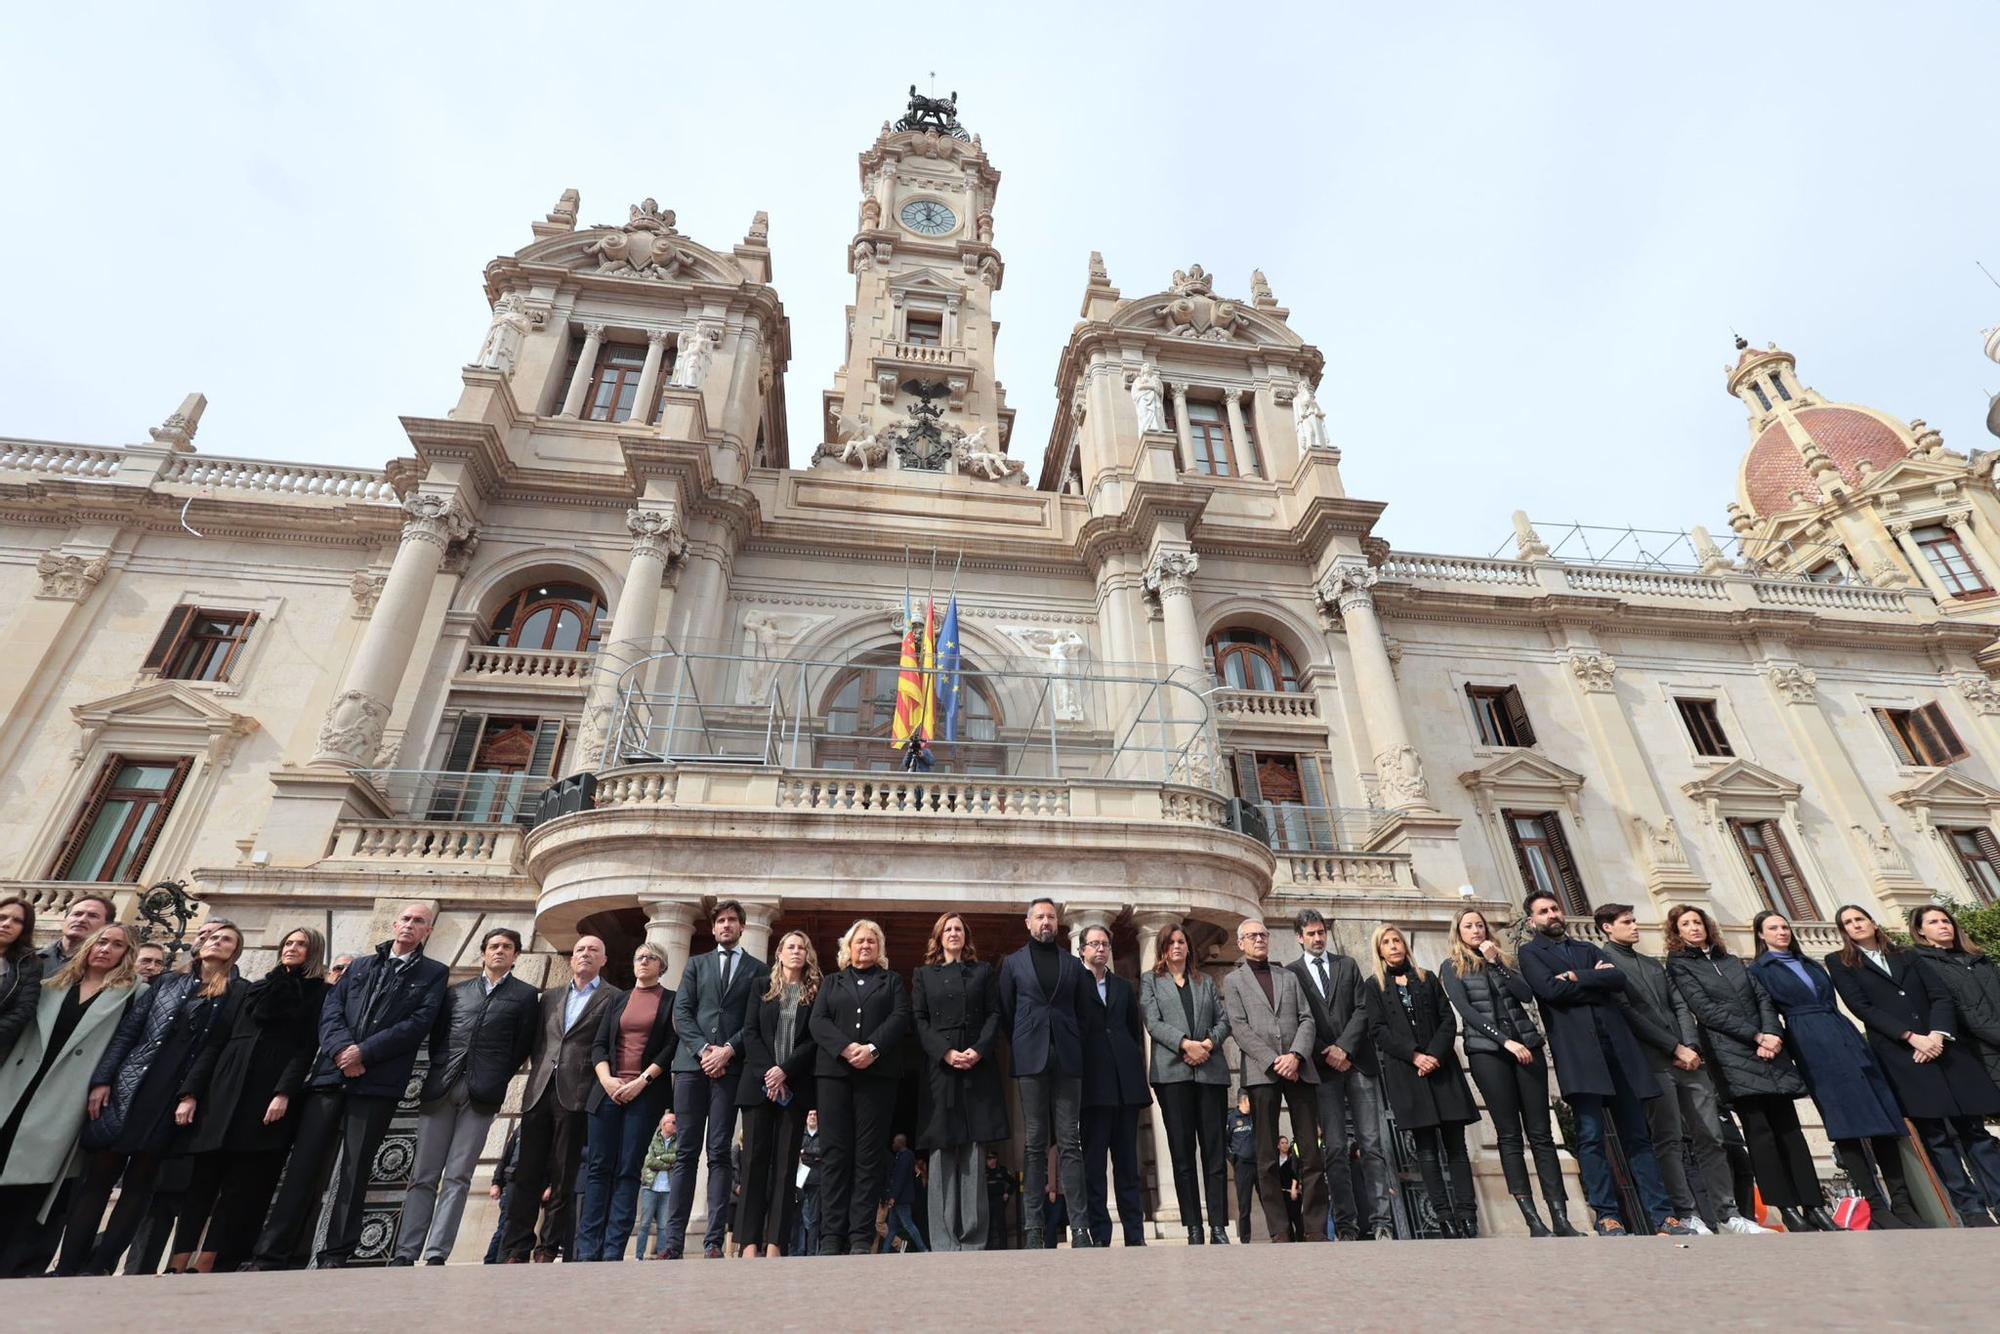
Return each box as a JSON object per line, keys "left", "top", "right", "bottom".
{"left": 899, "top": 198, "right": 957, "bottom": 237}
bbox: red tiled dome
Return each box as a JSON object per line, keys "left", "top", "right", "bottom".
{"left": 1741, "top": 406, "right": 1908, "bottom": 516}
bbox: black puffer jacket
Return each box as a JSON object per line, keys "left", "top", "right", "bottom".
{"left": 421, "top": 973, "right": 540, "bottom": 1109}
{"left": 0, "top": 951, "right": 44, "bottom": 1062}
{"left": 1666, "top": 947, "right": 1806, "bottom": 1101}
{"left": 1910, "top": 945, "right": 2000, "bottom": 1088}
{"left": 1438, "top": 956, "right": 1545, "bottom": 1057}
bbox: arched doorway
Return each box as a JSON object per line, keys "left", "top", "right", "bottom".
{"left": 815, "top": 646, "right": 1005, "bottom": 773}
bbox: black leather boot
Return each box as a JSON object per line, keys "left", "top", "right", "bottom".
{"left": 1209, "top": 1226, "right": 1230, "bottom": 1245}
{"left": 1805, "top": 1205, "right": 1840, "bottom": 1232}
{"left": 1515, "top": 1195, "right": 1552, "bottom": 1238}
{"left": 1186, "top": 1226, "right": 1204, "bottom": 1245}
{"left": 1547, "top": 1202, "right": 1583, "bottom": 1237}
{"left": 1778, "top": 1207, "right": 1813, "bottom": 1232}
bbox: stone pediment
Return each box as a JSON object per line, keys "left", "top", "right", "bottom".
{"left": 1889, "top": 768, "right": 2000, "bottom": 831}
{"left": 886, "top": 267, "right": 965, "bottom": 298}
{"left": 1105, "top": 264, "right": 1303, "bottom": 349}
{"left": 513, "top": 201, "right": 745, "bottom": 287}
{"left": 1459, "top": 749, "right": 1586, "bottom": 796}
{"left": 1681, "top": 759, "right": 1801, "bottom": 824}
{"left": 71, "top": 681, "right": 259, "bottom": 766}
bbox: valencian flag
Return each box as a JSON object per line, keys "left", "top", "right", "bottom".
{"left": 937, "top": 596, "right": 963, "bottom": 741}
{"left": 891, "top": 602, "right": 926, "bottom": 742}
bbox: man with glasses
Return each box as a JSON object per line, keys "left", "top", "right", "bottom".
{"left": 1222, "top": 917, "right": 1328, "bottom": 1243}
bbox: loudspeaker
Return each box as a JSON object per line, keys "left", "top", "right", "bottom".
{"left": 529, "top": 772, "right": 597, "bottom": 829}
{"left": 1225, "top": 797, "right": 1270, "bottom": 846}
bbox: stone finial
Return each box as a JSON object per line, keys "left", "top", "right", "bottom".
{"left": 1088, "top": 251, "right": 1110, "bottom": 286}
{"left": 1909, "top": 418, "right": 1944, "bottom": 457}
{"left": 745, "top": 210, "right": 770, "bottom": 244}
{"left": 1511, "top": 510, "right": 1550, "bottom": 560}
{"left": 1250, "top": 269, "right": 1278, "bottom": 308}
{"left": 1690, "top": 524, "right": 1735, "bottom": 575}
{"left": 532, "top": 188, "right": 580, "bottom": 240}
{"left": 1725, "top": 501, "right": 1755, "bottom": 535}
{"left": 148, "top": 392, "right": 207, "bottom": 452}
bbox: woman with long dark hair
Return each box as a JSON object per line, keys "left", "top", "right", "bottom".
{"left": 735, "top": 930, "right": 821, "bottom": 1256}
{"left": 0, "top": 897, "right": 43, "bottom": 1063}
{"left": 911, "top": 913, "right": 1006, "bottom": 1251}
{"left": 808, "top": 919, "right": 910, "bottom": 1254}
{"left": 1438, "top": 907, "right": 1572, "bottom": 1237}
{"left": 1363, "top": 925, "right": 1480, "bottom": 1237}
{"left": 168, "top": 925, "right": 326, "bottom": 1272}
{"left": 1909, "top": 905, "right": 2000, "bottom": 1089}
{"left": 55, "top": 924, "right": 245, "bottom": 1275}
{"left": 1824, "top": 903, "right": 2000, "bottom": 1228}
{"left": 1138, "top": 919, "right": 1232, "bottom": 1245}
{"left": 1748, "top": 910, "right": 1918, "bottom": 1228}
{"left": 1664, "top": 904, "right": 1831, "bottom": 1232}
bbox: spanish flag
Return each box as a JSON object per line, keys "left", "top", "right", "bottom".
{"left": 919, "top": 599, "right": 939, "bottom": 738}
{"left": 891, "top": 608, "right": 925, "bottom": 742}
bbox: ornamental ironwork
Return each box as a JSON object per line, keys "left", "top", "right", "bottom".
{"left": 136, "top": 878, "right": 202, "bottom": 962}
{"left": 886, "top": 379, "right": 955, "bottom": 471}
{"left": 895, "top": 86, "right": 970, "bottom": 140}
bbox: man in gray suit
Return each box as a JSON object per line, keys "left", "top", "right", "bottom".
{"left": 1222, "top": 917, "right": 1328, "bottom": 1243}
{"left": 663, "top": 899, "right": 769, "bottom": 1259}
{"left": 1287, "top": 908, "right": 1394, "bottom": 1241}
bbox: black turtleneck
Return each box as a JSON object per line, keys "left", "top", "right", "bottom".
{"left": 1029, "top": 936, "right": 1060, "bottom": 997}
{"left": 1247, "top": 957, "right": 1274, "bottom": 1005}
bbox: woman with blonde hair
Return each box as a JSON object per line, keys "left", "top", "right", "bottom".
{"left": 0, "top": 923, "right": 140, "bottom": 1274}
{"left": 912, "top": 912, "right": 1006, "bottom": 1250}
{"left": 735, "top": 929, "right": 823, "bottom": 1256}
{"left": 1437, "top": 907, "right": 1571, "bottom": 1237}
{"left": 1362, "top": 924, "right": 1480, "bottom": 1237}
{"left": 808, "top": 919, "right": 911, "bottom": 1253}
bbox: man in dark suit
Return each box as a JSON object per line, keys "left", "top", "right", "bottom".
{"left": 664, "top": 899, "right": 769, "bottom": 1259}
{"left": 1222, "top": 915, "right": 1328, "bottom": 1244}
{"left": 996, "top": 896, "right": 1091, "bottom": 1249}
{"left": 500, "top": 934, "right": 621, "bottom": 1261}
{"left": 250, "top": 902, "right": 450, "bottom": 1269}
{"left": 1287, "top": 908, "right": 1394, "bottom": 1240}
{"left": 1077, "top": 924, "right": 1149, "bottom": 1246}
{"left": 1517, "top": 891, "right": 1689, "bottom": 1237}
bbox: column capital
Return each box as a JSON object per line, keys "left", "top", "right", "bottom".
{"left": 1763, "top": 660, "right": 1819, "bottom": 705}
{"left": 626, "top": 506, "right": 687, "bottom": 562}
{"left": 577, "top": 320, "right": 607, "bottom": 340}
{"left": 400, "top": 491, "right": 473, "bottom": 551}
{"left": 1943, "top": 507, "right": 1975, "bottom": 529}
{"left": 1944, "top": 670, "right": 2000, "bottom": 716}
{"left": 1143, "top": 549, "right": 1200, "bottom": 602}
{"left": 1314, "top": 558, "right": 1379, "bottom": 619}
{"left": 1167, "top": 380, "right": 1190, "bottom": 401}
{"left": 1565, "top": 647, "right": 1619, "bottom": 694}
{"left": 1222, "top": 385, "right": 1243, "bottom": 405}
{"left": 645, "top": 327, "right": 673, "bottom": 347}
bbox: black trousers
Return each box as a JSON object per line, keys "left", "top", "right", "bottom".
{"left": 1733, "top": 1095, "right": 1821, "bottom": 1210}
{"left": 171, "top": 1148, "right": 285, "bottom": 1270}
{"left": 1410, "top": 1123, "right": 1475, "bottom": 1228}
{"left": 0, "top": 1181, "right": 69, "bottom": 1278}
{"left": 1080, "top": 1105, "right": 1145, "bottom": 1245}
{"left": 816, "top": 1076, "right": 896, "bottom": 1254}
{"left": 501, "top": 1092, "right": 585, "bottom": 1260}
{"left": 1467, "top": 1050, "right": 1567, "bottom": 1203}
{"left": 56, "top": 1149, "right": 163, "bottom": 1275}
{"left": 1233, "top": 1157, "right": 1259, "bottom": 1239}
{"left": 253, "top": 1088, "right": 397, "bottom": 1268}
{"left": 736, "top": 1098, "right": 808, "bottom": 1250}
{"left": 1154, "top": 1082, "right": 1228, "bottom": 1233}
{"left": 1249, "top": 1082, "right": 1326, "bottom": 1243}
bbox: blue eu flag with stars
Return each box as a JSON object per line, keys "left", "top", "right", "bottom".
{"left": 937, "top": 597, "right": 963, "bottom": 742}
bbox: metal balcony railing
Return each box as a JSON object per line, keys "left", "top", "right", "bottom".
{"left": 357, "top": 769, "right": 558, "bottom": 824}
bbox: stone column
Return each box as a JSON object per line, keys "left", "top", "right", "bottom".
{"left": 557, "top": 322, "right": 606, "bottom": 419}
{"left": 1315, "top": 558, "right": 1431, "bottom": 811}
{"left": 1222, "top": 388, "right": 1256, "bottom": 477}
{"left": 312, "top": 492, "right": 470, "bottom": 767}
{"left": 1942, "top": 509, "right": 2000, "bottom": 589}
{"left": 1168, "top": 382, "right": 1194, "bottom": 473}
{"left": 571, "top": 507, "right": 685, "bottom": 773}
{"left": 644, "top": 899, "right": 701, "bottom": 990}
{"left": 629, "top": 329, "right": 671, "bottom": 427}
{"left": 1143, "top": 549, "right": 1204, "bottom": 681}
{"left": 1889, "top": 521, "right": 1954, "bottom": 601}
{"left": 738, "top": 899, "right": 780, "bottom": 965}
{"left": 1144, "top": 549, "right": 1209, "bottom": 786}
{"left": 1132, "top": 908, "right": 1185, "bottom": 1228}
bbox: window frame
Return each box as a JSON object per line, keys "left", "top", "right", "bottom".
{"left": 904, "top": 310, "right": 944, "bottom": 347}
{"left": 1943, "top": 826, "right": 2000, "bottom": 905}
{"left": 49, "top": 755, "right": 193, "bottom": 883}
{"left": 1674, "top": 697, "right": 1735, "bottom": 759}
{"left": 1182, "top": 399, "right": 1238, "bottom": 478}
{"left": 488, "top": 583, "right": 607, "bottom": 653}
{"left": 1468, "top": 684, "right": 1536, "bottom": 748}
{"left": 143, "top": 606, "right": 259, "bottom": 684}
{"left": 1874, "top": 703, "right": 1968, "bottom": 768}
{"left": 1912, "top": 524, "right": 1992, "bottom": 599}
{"left": 1727, "top": 816, "right": 1818, "bottom": 919}
{"left": 1205, "top": 628, "right": 1303, "bottom": 694}
{"left": 1502, "top": 808, "right": 1588, "bottom": 916}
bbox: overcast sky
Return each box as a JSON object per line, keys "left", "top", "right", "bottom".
{"left": 4, "top": 2, "right": 1995, "bottom": 556}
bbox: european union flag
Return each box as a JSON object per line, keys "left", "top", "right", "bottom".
{"left": 937, "top": 597, "right": 963, "bottom": 742}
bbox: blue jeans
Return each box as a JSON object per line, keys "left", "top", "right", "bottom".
{"left": 1570, "top": 1057, "right": 1672, "bottom": 1229}
{"left": 576, "top": 1085, "right": 670, "bottom": 1261}
{"left": 883, "top": 1201, "right": 927, "bottom": 1252}
{"left": 632, "top": 1184, "right": 673, "bottom": 1259}
{"left": 792, "top": 1188, "right": 819, "bottom": 1256}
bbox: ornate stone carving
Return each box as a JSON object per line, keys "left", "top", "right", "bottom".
{"left": 547, "top": 188, "right": 580, "bottom": 228}
{"left": 975, "top": 254, "right": 1000, "bottom": 287}
{"left": 1313, "top": 561, "right": 1379, "bottom": 619}
{"left": 626, "top": 508, "right": 686, "bottom": 562}
{"left": 1764, "top": 662, "right": 1818, "bottom": 704}
{"left": 1852, "top": 823, "right": 1911, "bottom": 874}
{"left": 1130, "top": 362, "right": 1166, "bottom": 433}
{"left": 400, "top": 492, "right": 473, "bottom": 551}
{"left": 1006, "top": 628, "right": 1089, "bottom": 721}
{"left": 1292, "top": 378, "right": 1329, "bottom": 452}
{"left": 35, "top": 551, "right": 109, "bottom": 601}
{"left": 852, "top": 240, "right": 878, "bottom": 272}
{"left": 670, "top": 323, "right": 718, "bottom": 389}
{"left": 1374, "top": 743, "right": 1430, "bottom": 807}
{"left": 860, "top": 196, "right": 881, "bottom": 229}
{"left": 1142, "top": 550, "right": 1200, "bottom": 601}
{"left": 1088, "top": 250, "right": 1110, "bottom": 285}
{"left": 1946, "top": 671, "right": 2000, "bottom": 715}
{"left": 1511, "top": 511, "right": 1550, "bottom": 561}
{"left": 148, "top": 392, "right": 207, "bottom": 452}
{"left": 348, "top": 569, "right": 386, "bottom": 618}
{"left": 820, "top": 408, "right": 889, "bottom": 470}
{"left": 1155, "top": 265, "right": 1248, "bottom": 341}
{"left": 474, "top": 293, "right": 532, "bottom": 373}
{"left": 575, "top": 699, "right": 613, "bottom": 769}
{"left": 1566, "top": 649, "right": 1618, "bottom": 693}
{"left": 745, "top": 210, "right": 769, "bottom": 243}
{"left": 1250, "top": 269, "right": 1277, "bottom": 308}
{"left": 953, "top": 426, "right": 1027, "bottom": 484}
{"left": 588, "top": 199, "right": 683, "bottom": 279}
{"left": 976, "top": 211, "right": 994, "bottom": 243}
{"left": 1632, "top": 815, "right": 1688, "bottom": 868}
{"left": 315, "top": 688, "right": 390, "bottom": 767}
{"left": 739, "top": 611, "right": 827, "bottom": 704}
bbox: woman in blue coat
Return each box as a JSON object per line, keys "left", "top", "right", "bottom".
{"left": 1748, "top": 911, "right": 1915, "bottom": 1228}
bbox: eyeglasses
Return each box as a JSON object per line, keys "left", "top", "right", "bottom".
{"left": 1241, "top": 931, "right": 1269, "bottom": 942}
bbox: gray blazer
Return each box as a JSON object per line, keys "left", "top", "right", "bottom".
{"left": 1222, "top": 960, "right": 1318, "bottom": 1087}
{"left": 1139, "top": 969, "right": 1231, "bottom": 1086}
{"left": 670, "top": 947, "right": 769, "bottom": 1077}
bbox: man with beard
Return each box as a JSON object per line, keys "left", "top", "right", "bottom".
{"left": 997, "top": 897, "right": 1092, "bottom": 1248}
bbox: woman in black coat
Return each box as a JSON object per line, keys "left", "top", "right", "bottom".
{"left": 735, "top": 930, "right": 820, "bottom": 1256}
{"left": 1439, "top": 908, "right": 1569, "bottom": 1238}
{"left": 1663, "top": 905, "right": 1829, "bottom": 1232}
{"left": 1910, "top": 905, "right": 2000, "bottom": 1089}
{"left": 1747, "top": 912, "right": 1916, "bottom": 1228}
{"left": 0, "top": 896, "right": 43, "bottom": 1063}
{"left": 1825, "top": 904, "right": 2000, "bottom": 1228}
{"left": 808, "top": 919, "right": 911, "bottom": 1255}
{"left": 1363, "top": 925, "right": 1478, "bottom": 1237}
{"left": 56, "top": 925, "right": 246, "bottom": 1275}
{"left": 911, "top": 912, "right": 1007, "bottom": 1252}
{"left": 169, "top": 926, "right": 326, "bottom": 1272}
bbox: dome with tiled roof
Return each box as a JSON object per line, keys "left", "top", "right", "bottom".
{"left": 1725, "top": 337, "right": 1913, "bottom": 517}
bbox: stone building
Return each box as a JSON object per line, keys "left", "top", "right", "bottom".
{"left": 7, "top": 93, "right": 2000, "bottom": 1249}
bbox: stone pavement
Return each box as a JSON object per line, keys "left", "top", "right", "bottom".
{"left": 13, "top": 1232, "right": 1988, "bottom": 1331}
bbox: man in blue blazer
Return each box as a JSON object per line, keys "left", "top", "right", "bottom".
{"left": 997, "top": 896, "right": 1092, "bottom": 1248}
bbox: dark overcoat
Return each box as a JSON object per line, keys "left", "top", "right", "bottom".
{"left": 1362, "top": 970, "right": 1478, "bottom": 1129}
{"left": 1078, "top": 971, "right": 1149, "bottom": 1110}
{"left": 996, "top": 945, "right": 1088, "bottom": 1079}
{"left": 911, "top": 960, "right": 1008, "bottom": 1148}
{"left": 1749, "top": 951, "right": 1903, "bottom": 1138}
{"left": 1910, "top": 946, "right": 2000, "bottom": 1090}
{"left": 1824, "top": 949, "right": 2000, "bottom": 1121}
{"left": 1666, "top": 947, "right": 1806, "bottom": 1101}
{"left": 182, "top": 964, "right": 327, "bottom": 1155}
{"left": 1518, "top": 933, "right": 1659, "bottom": 1101}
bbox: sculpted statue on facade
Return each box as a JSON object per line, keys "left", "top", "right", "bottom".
{"left": 739, "top": 611, "right": 822, "bottom": 704}
{"left": 953, "top": 426, "right": 1027, "bottom": 484}
{"left": 1130, "top": 363, "right": 1167, "bottom": 434}
{"left": 1009, "top": 628, "right": 1089, "bottom": 721}
{"left": 35, "top": 551, "right": 110, "bottom": 601}
{"left": 1292, "top": 377, "right": 1329, "bottom": 451}
{"left": 824, "top": 409, "right": 889, "bottom": 470}
{"left": 671, "top": 325, "right": 717, "bottom": 389}
{"left": 1156, "top": 264, "right": 1248, "bottom": 341}
{"left": 475, "top": 293, "right": 532, "bottom": 374}
{"left": 589, "top": 199, "right": 682, "bottom": 279}
{"left": 1632, "top": 815, "right": 1688, "bottom": 868}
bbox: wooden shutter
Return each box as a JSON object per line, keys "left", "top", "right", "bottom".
{"left": 1874, "top": 709, "right": 1919, "bottom": 765}
{"left": 1915, "top": 703, "right": 1967, "bottom": 764}
{"left": 440, "top": 714, "right": 485, "bottom": 772}
{"left": 1231, "top": 751, "right": 1263, "bottom": 802}
{"left": 1502, "top": 808, "right": 1544, "bottom": 898}
{"left": 1297, "top": 755, "right": 1335, "bottom": 851}
{"left": 141, "top": 606, "right": 197, "bottom": 673}
{"left": 214, "top": 611, "right": 259, "bottom": 682}
{"left": 1761, "top": 821, "right": 1817, "bottom": 920}
{"left": 1971, "top": 828, "right": 2000, "bottom": 903}
{"left": 1502, "top": 688, "right": 1537, "bottom": 747}
{"left": 1542, "top": 815, "right": 1590, "bottom": 916}
{"left": 48, "top": 758, "right": 126, "bottom": 879}
{"left": 529, "top": 720, "right": 566, "bottom": 777}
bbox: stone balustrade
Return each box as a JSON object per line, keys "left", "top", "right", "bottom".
{"left": 458, "top": 646, "right": 596, "bottom": 684}
{"left": 159, "top": 453, "right": 399, "bottom": 502}
{"left": 1213, "top": 688, "right": 1321, "bottom": 720}
{"left": 1564, "top": 566, "right": 1731, "bottom": 600}
{"left": 1749, "top": 580, "right": 1906, "bottom": 613}
{"left": 779, "top": 774, "right": 1073, "bottom": 817}
{"left": 0, "top": 439, "right": 124, "bottom": 479}
{"left": 880, "top": 341, "right": 966, "bottom": 367}
{"left": 1275, "top": 852, "right": 1415, "bottom": 889}
{"left": 1378, "top": 553, "right": 1535, "bottom": 585}
{"left": 327, "top": 820, "right": 522, "bottom": 867}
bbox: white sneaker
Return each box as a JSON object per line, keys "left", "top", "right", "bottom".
{"left": 1720, "top": 1214, "right": 1773, "bottom": 1234}
{"left": 1684, "top": 1216, "right": 1714, "bottom": 1235}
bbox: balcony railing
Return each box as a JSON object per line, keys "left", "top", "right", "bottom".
{"left": 1256, "top": 803, "right": 1386, "bottom": 853}
{"left": 357, "top": 769, "right": 557, "bottom": 824}
{"left": 458, "top": 646, "right": 596, "bottom": 684}
{"left": 1213, "top": 689, "right": 1321, "bottom": 722}
{"left": 328, "top": 821, "right": 522, "bottom": 865}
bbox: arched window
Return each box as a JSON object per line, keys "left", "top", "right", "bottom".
{"left": 1205, "top": 628, "right": 1302, "bottom": 693}
{"left": 816, "top": 647, "right": 1003, "bottom": 773}
{"left": 488, "top": 582, "right": 607, "bottom": 652}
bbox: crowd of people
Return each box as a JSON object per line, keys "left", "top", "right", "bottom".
{"left": 3, "top": 886, "right": 2000, "bottom": 1275}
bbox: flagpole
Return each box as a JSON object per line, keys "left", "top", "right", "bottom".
{"left": 920, "top": 547, "right": 940, "bottom": 739}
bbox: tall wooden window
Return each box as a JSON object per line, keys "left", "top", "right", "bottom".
{"left": 816, "top": 648, "right": 1003, "bottom": 773}
{"left": 559, "top": 336, "right": 669, "bottom": 424}
{"left": 1232, "top": 400, "right": 1261, "bottom": 477}
{"left": 1675, "top": 698, "right": 1734, "bottom": 758}
{"left": 1913, "top": 525, "right": 1991, "bottom": 598}
{"left": 1468, "top": 684, "right": 1536, "bottom": 747}
{"left": 905, "top": 312, "right": 943, "bottom": 347}
{"left": 1728, "top": 818, "right": 1816, "bottom": 919}
{"left": 1944, "top": 827, "right": 2000, "bottom": 905}
{"left": 488, "top": 583, "right": 606, "bottom": 653}
{"left": 50, "top": 756, "right": 192, "bottom": 883}
{"left": 1232, "top": 751, "right": 1335, "bottom": 851}
{"left": 1503, "top": 809, "right": 1587, "bottom": 915}
{"left": 1206, "top": 628, "right": 1302, "bottom": 693}
{"left": 428, "top": 714, "right": 567, "bottom": 822}
{"left": 143, "top": 607, "right": 258, "bottom": 683}
{"left": 1874, "top": 703, "right": 1967, "bottom": 767}
{"left": 1183, "top": 401, "right": 1238, "bottom": 478}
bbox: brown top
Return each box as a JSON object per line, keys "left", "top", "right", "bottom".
{"left": 617, "top": 985, "right": 664, "bottom": 1079}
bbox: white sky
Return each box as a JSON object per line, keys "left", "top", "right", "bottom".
{"left": 4, "top": 2, "right": 1996, "bottom": 556}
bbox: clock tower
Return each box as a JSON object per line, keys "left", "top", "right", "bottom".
{"left": 819, "top": 89, "right": 1017, "bottom": 476}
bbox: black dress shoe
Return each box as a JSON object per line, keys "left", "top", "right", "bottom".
{"left": 1186, "top": 1227, "right": 1203, "bottom": 1245}
{"left": 424, "top": 1256, "right": 446, "bottom": 1266}
{"left": 1209, "top": 1227, "right": 1229, "bottom": 1245}
{"left": 386, "top": 1257, "right": 414, "bottom": 1267}
{"left": 1335, "top": 1225, "right": 1360, "bottom": 1242}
